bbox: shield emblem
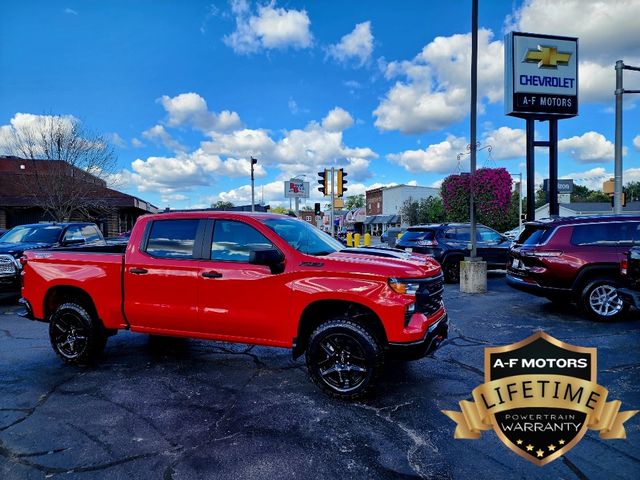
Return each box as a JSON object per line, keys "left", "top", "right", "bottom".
{"left": 484, "top": 331, "right": 596, "bottom": 466}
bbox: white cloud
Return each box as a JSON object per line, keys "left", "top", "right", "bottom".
{"left": 387, "top": 135, "right": 468, "bottom": 174}
{"left": 482, "top": 127, "right": 526, "bottom": 160}
{"left": 558, "top": 131, "right": 623, "bottom": 164}
{"left": 108, "top": 132, "right": 125, "bottom": 148}
{"left": 0, "top": 113, "right": 78, "bottom": 155}
{"left": 224, "top": 2, "right": 312, "bottom": 54}
{"left": 634, "top": 135, "right": 640, "bottom": 151}
{"left": 159, "top": 93, "right": 242, "bottom": 133}
{"left": 327, "top": 21, "right": 374, "bottom": 67}
{"left": 131, "top": 138, "right": 145, "bottom": 148}
{"left": 129, "top": 148, "right": 267, "bottom": 194}
{"left": 64, "top": 8, "right": 78, "bottom": 16}
{"left": 322, "top": 107, "right": 354, "bottom": 132}
{"left": 142, "top": 125, "right": 186, "bottom": 153}
{"left": 562, "top": 166, "right": 640, "bottom": 191}
{"left": 374, "top": 29, "right": 503, "bottom": 134}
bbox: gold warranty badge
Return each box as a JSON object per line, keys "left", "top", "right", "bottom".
{"left": 442, "top": 332, "right": 638, "bottom": 466}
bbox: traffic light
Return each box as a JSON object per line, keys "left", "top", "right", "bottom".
{"left": 314, "top": 202, "right": 321, "bottom": 216}
{"left": 336, "top": 168, "right": 348, "bottom": 197}
{"left": 610, "top": 193, "right": 626, "bottom": 208}
{"left": 317, "top": 169, "right": 329, "bottom": 196}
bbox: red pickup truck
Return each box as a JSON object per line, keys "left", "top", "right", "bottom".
{"left": 21, "top": 212, "right": 448, "bottom": 399}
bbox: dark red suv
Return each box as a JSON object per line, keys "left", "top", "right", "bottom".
{"left": 506, "top": 215, "right": 640, "bottom": 321}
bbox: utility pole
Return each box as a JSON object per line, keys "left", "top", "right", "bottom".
{"left": 250, "top": 157, "right": 257, "bottom": 212}
{"left": 469, "top": 0, "right": 478, "bottom": 258}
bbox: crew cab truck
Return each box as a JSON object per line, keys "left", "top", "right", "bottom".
{"left": 21, "top": 212, "right": 448, "bottom": 399}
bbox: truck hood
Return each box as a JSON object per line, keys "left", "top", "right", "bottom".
{"left": 323, "top": 251, "right": 440, "bottom": 278}
{"left": 0, "top": 242, "right": 55, "bottom": 257}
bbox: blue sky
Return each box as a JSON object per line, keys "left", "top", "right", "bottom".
{"left": 1, "top": 0, "right": 639, "bottom": 210}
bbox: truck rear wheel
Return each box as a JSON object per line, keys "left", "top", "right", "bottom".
{"left": 305, "top": 319, "right": 384, "bottom": 400}
{"left": 49, "top": 302, "right": 107, "bottom": 365}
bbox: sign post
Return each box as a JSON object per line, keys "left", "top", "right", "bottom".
{"left": 505, "top": 32, "right": 578, "bottom": 219}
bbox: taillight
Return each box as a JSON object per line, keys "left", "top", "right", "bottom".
{"left": 416, "top": 240, "right": 437, "bottom": 246}
{"left": 524, "top": 250, "right": 563, "bottom": 257}
{"left": 621, "top": 259, "right": 628, "bottom": 276}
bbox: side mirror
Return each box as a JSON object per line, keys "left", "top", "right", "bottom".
{"left": 249, "top": 248, "right": 285, "bottom": 273}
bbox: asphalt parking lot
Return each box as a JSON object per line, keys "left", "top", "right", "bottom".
{"left": 1, "top": 276, "right": 639, "bottom": 480}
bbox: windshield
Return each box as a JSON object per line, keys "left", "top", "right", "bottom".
{"left": 0, "top": 225, "right": 63, "bottom": 244}
{"left": 262, "top": 217, "right": 344, "bottom": 256}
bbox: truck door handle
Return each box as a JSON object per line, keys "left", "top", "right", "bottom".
{"left": 202, "top": 271, "right": 223, "bottom": 279}
{"left": 130, "top": 268, "right": 148, "bottom": 275}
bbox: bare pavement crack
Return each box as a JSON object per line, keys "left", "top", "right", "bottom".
{"left": 354, "top": 401, "right": 440, "bottom": 479}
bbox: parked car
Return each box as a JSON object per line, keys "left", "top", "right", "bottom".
{"left": 21, "top": 212, "right": 448, "bottom": 399}
{"left": 381, "top": 227, "right": 407, "bottom": 248}
{"left": 0, "top": 222, "right": 105, "bottom": 296}
{"left": 395, "top": 223, "right": 511, "bottom": 283}
{"left": 504, "top": 224, "right": 525, "bottom": 240}
{"left": 618, "top": 246, "right": 640, "bottom": 309}
{"left": 506, "top": 215, "right": 640, "bottom": 321}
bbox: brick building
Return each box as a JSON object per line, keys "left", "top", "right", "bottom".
{"left": 365, "top": 187, "right": 383, "bottom": 216}
{"left": 0, "top": 156, "right": 157, "bottom": 236}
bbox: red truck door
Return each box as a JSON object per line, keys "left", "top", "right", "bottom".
{"left": 197, "top": 219, "right": 291, "bottom": 345}
{"left": 124, "top": 218, "right": 204, "bottom": 333}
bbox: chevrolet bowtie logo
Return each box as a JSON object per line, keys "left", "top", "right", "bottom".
{"left": 524, "top": 46, "right": 571, "bottom": 69}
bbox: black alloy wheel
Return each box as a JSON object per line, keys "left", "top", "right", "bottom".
{"left": 49, "top": 302, "right": 107, "bottom": 365}
{"left": 306, "top": 319, "right": 383, "bottom": 400}
{"left": 443, "top": 259, "right": 461, "bottom": 283}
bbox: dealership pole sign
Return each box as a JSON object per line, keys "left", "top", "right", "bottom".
{"left": 505, "top": 32, "right": 578, "bottom": 117}
{"left": 505, "top": 32, "right": 578, "bottom": 221}
{"left": 284, "top": 179, "right": 310, "bottom": 198}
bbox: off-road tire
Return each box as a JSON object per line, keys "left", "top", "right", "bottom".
{"left": 579, "top": 278, "right": 628, "bottom": 322}
{"left": 305, "top": 318, "right": 384, "bottom": 400}
{"left": 49, "top": 302, "right": 108, "bottom": 365}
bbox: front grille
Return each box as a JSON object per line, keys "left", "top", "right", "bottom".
{"left": 0, "top": 255, "right": 16, "bottom": 276}
{"left": 415, "top": 274, "right": 444, "bottom": 316}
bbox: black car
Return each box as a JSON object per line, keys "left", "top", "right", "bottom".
{"left": 395, "top": 223, "right": 511, "bottom": 283}
{"left": 618, "top": 246, "right": 640, "bottom": 309}
{"left": 0, "top": 222, "right": 105, "bottom": 296}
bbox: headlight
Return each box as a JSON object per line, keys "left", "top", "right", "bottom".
{"left": 388, "top": 278, "right": 420, "bottom": 295}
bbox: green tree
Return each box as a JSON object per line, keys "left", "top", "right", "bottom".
{"left": 624, "top": 181, "right": 640, "bottom": 202}
{"left": 345, "top": 194, "right": 365, "bottom": 210}
{"left": 399, "top": 198, "right": 419, "bottom": 225}
{"left": 535, "top": 188, "right": 547, "bottom": 208}
{"left": 212, "top": 201, "right": 234, "bottom": 210}
{"left": 417, "top": 196, "right": 446, "bottom": 224}
{"left": 270, "top": 206, "right": 289, "bottom": 214}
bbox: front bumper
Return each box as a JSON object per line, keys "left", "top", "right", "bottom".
{"left": 618, "top": 287, "right": 640, "bottom": 309}
{"left": 388, "top": 312, "right": 448, "bottom": 360}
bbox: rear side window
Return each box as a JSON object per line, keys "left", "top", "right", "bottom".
{"left": 211, "top": 220, "right": 273, "bottom": 262}
{"left": 571, "top": 223, "right": 623, "bottom": 246}
{"left": 81, "top": 225, "right": 102, "bottom": 243}
{"left": 146, "top": 219, "right": 199, "bottom": 258}
{"left": 401, "top": 230, "right": 435, "bottom": 241}
{"left": 618, "top": 222, "right": 640, "bottom": 246}
{"left": 518, "top": 226, "right": 553, "bottom": 245}
{"left": 444, "top": 227, "right": 471, "bottom": 241}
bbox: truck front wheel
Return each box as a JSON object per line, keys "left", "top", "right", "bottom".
{"left": 305, "top": 319, "right": 384, "bottom": 400}
{"left": 49, "top": 302, "right": 107, "bottom": 365}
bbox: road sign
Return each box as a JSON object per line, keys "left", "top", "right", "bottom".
{"left": 543, "top": 179, "right": 573, "bottom": 193}
{"left": 284, "top": 179, "right": 310, "bottom": 198}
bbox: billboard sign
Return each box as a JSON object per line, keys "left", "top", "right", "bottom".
{"left": 505, "top": 32, "right": 578, "bottom": 117}
{"left": 543, "top": 179, "right": 574, "bottom": 193}
{"left": 284, "top": 179, "right": 310, "bottom": 198}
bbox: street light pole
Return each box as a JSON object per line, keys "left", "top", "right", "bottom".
{"left": 250, "top": 157, "right": 257, "bottom": 212}
{"left": 469, "top": 0, "right": 478, "bottom": 258}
